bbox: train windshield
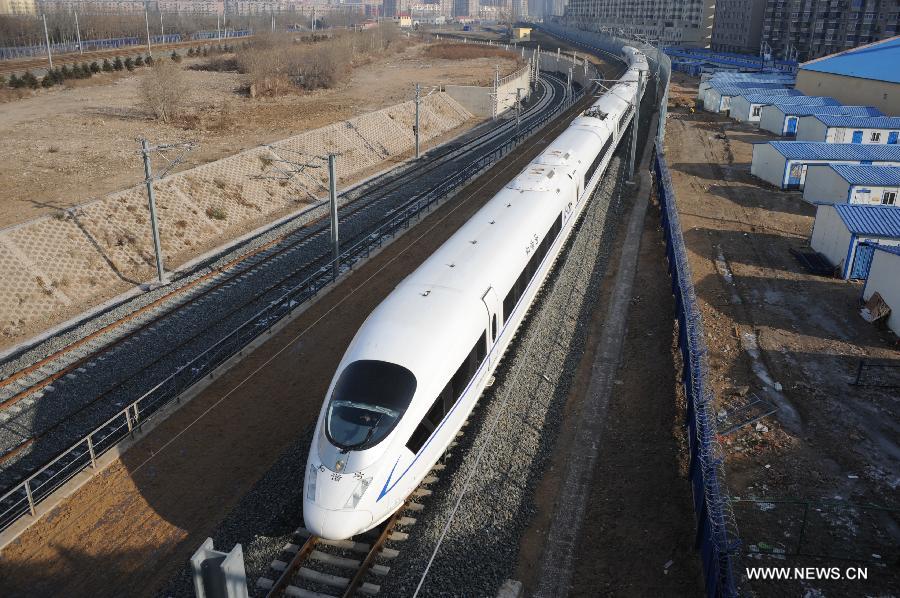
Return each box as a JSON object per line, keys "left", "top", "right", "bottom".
{"left": 326, "top": 360, "right": 417, "bottom": 451}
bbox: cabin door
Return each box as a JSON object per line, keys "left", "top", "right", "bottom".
{"left": 481, "top": 287, "right": 501, "bottom": 361}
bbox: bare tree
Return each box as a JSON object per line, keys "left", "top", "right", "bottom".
{"left": 139, "top": 60, "right": 189, "bottom": 123}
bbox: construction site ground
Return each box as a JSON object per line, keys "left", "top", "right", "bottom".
{"left": 0, "top": 40, "right": 518, "bottom": 229}
{"left": 665, "top": 73, "right": 899, "bottom": 596}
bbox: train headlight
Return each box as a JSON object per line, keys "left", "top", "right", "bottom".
{"left": 307, "top": 465, "right": 318, "bottom": 501}
{"left": 344, "top": 476, "right": 372, "bottom": 509}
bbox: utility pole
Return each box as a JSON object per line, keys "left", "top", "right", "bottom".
{"left": 566, "top": 67, "right": 572, "bottom": 101}
{"left": 628, "top": 69, "right": 644, "bottom": 182}
{"left": 140, "top": 139, "right": 166, "bottom": 284}
{"left": 328, "top": 154, "right": 340, "bottom": 280}
{"left": 74, "top": 10, "right": 83, "bottom": 55}
{"left": 515, "top": 87, "right": 523, "bottom": 142}
{"left": 145, "top": 9, "right": 153, "bottom": 56}
{"left": 217, "top": 12, "right": 221, "bottom": 41}
{"left": 414, "top": 83, "right": 421, "bottom": 159}
{"left": 160, "top": 11, "right": 164, "bottom": 39}
{"left": 42, "top": 14, "right": 53, "bottom": 69}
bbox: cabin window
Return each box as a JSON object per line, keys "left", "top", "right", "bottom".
{"left": 751, "top": 105, "right": 762, "bottom": 117}
{"left": 406, "top": 331, "right": 488, "bottom": 454}
{"left": 883, "top": 191, "right": 897, "bottom": 206}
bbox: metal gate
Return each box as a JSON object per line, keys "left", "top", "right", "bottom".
{"left": 850, "top": 242, "right": 877, "bottom": 279}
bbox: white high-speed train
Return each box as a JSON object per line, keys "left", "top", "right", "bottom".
{"left": 304, "top": 46, "right": 649, "bottom": 540}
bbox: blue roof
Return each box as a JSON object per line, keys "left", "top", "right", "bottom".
{"left": 768, "top": 141, "right": 900, "bottom": 160}
{"left": 872, "top": 244, "right": 900, "bottom": 257}
{"left": 834, "top": 204, "right": 900, "bottom": 237}
{"left": 775, "top": 104, "right": 885, "bottom": 117}
{"left": 770, "top": 96, "right": 841, "bottom": 107}
{"left": 813, "top": 115, "right": 900, "bottom": 129}
{"left": 739, "top": 90, "right": 804, "bottom": 103}
{"left": 710, "top": 80, "right": 790, "bottom": 92}
{"left": 801, "top": 37, "right": 900, "bottom": 84}
{"left": 829, "top": 164, "right": 900, "bottom": 186}
{"left": 717, "top": 86, "right": 795, "bottom": 97}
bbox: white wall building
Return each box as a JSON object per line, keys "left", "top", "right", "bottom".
{"left": 729, "top": 91, "right": 809, "bottom": 123}
{"left": 751, "top": 142, "right": 900, "bottom": 189}
{"left": 796, "top": 115, "right": 900, "bottom": 144}
{"left": 810, "top": 204, "right": 900, "bottom": 279}
{"left": 703, "top": 83, "right": 794, "bottom": 114}
{"left": 861, "top": 246, "right": 900, "bottom": 336}
{"left": 803, "top": 164, "right": 900, "bottom": 206}
{"left": 759, "top": 104, "right": 885, "bottom": 136}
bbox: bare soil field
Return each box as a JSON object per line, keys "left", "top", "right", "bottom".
{"left": 0, "top": 41, "right": 520, "bottom": 229}
{"left": 666, "top": 73, "right": 899, "bottom": 596}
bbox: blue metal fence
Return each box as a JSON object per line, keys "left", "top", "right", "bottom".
{"left": 654, "top": 152, "right": 740, "bottom": 598}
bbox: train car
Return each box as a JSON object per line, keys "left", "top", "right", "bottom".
{"left": 303, "top": 47, "right": 649, "bottom": 540}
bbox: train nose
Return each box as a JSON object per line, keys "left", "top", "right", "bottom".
{"left": 304, "top": 502, "right": 373, "bottom": 541}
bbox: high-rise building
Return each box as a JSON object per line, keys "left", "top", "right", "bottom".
{"left": 564, "top": 0, "right": 717, "bottom": 48}
{"left": 761, "top": 0, "right": 900, "bottom": 62}
{"left": 711, "top": 0, "right": 766, "bottom": 53}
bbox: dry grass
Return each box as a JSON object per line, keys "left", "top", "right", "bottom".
{"left": 424, "top": 43, "right": 521, "bottom": 62}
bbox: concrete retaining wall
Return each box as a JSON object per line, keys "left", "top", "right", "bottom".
{"left": 0, "top": 93, "right": 473, "bottom": 343}
{"left": 445, "top": 85, "right": 494, "bottom": 117}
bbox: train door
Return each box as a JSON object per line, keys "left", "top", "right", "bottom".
{"left": 482, "top": 287, "right": 501, "bottom": 360}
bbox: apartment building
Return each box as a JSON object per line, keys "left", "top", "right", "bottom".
{"left": 565, "top": 0, "right": 717, "bottom": 47}
{"left": 711, "top": 0, "right": 766, "bottom": 53}
{"left": 761, "top": 0, "right": 900, "bottom": 62}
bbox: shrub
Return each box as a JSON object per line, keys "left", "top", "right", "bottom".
{"left": 124, "top": 57, "right": 134, "bottom": 71}
{"left": 0, "top": 75, "right": 5, "bottom": 87}
{"left": 90, "top": 61, "right": 100, "bottom": 73}
{"left": 81, "top": 62, "right": 92, "bottom": 77}
{"left": 145, "top": 54, "right": 154, "bottom": 65}
{"left": 51, "top": 67, "right": 63, "bottom": 83}
{"left": 102, "top": 58, "right": 113, "bottom": 72}
{"left": 22, "top": 71, "right": 39, "bottom": 88}
{"left": 135, "top": 55, "right": 144, "bottom": 67}
{"left": 202, "top": 47, "right": 209, "bottom": 57}
{"left": 139, "top": 59, "right": 189, "bottom": 123}
{"left": 206, "top": 206, "right": 226, "bottom": 220}
{"left": 113, "top": 56, "right": 124, "bottom": 70}
{"left": 41, "top": 73, "right": 55, "bottom": 87}
{"left": 187, "top": 47, "right": 195, "bottom": 57}
{"left": 60, "top": 64, "right": 72, "bottom": 79}
{"left": 170, "top": 50, "right": 181, "bottom": 63}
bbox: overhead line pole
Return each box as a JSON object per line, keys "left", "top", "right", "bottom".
{"left": 328, "top": 154, "right": 340, "bottom": 280}
{"left": 140, "top": 139, "right": 166, "bottom": 284}
{"left": 74, "top": 10, "right": 83, "bottom": 55}
{"left": 414, "top": 83, "right": 421, "bottom": 159}
{"left": 145, "top": 9, "right": 153, "bottom": 57}
{"left": 42, "top": 13, "right": 53, "bottom": 69}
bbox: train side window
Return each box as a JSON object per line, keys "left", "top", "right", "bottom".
{"left": 440, "top": 381, "right": 454, "bottom": 412}
{"left": 475, "top": 331, "right": 487, "bottom": 364}
{"left": 406, "top": 423, "right": 431, "bottom": 454}
{"left": 425, "top": 397, "right": 444, "bottom": 428}
{"left": 503, "top": 289, "right": 515, "bottom": 323}
{"left": 491, "top": 315, "right": 497, "bottom": 340}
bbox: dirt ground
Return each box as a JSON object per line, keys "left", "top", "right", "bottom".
{"left": 0, "top": 92, "right": 593, "bottom": 598}
{"left": 666, "top": 73, "right": 899, "bottom": 596}
{"left": 514, "top": 194, "right": 704, "bottom": 596}
{"left": 0, "top": 40, "right": 520, "bottom": 229}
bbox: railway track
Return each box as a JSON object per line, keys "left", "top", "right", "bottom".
{"left": 0, "top": 72, "right": 578, "bottom": 525}
{"left": 0, "top": 38, "right": 242, "bottom": 76}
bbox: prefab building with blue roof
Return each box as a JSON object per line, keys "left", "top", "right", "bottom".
{"left": 729, "top": 90, "right": 807, "bottom": 122}
{"left": 810, "top": 204, "right": 900, "bottom": 279}
{"left": 796, "top": 115, "right": 900, "bottom": 144}
{"left": 703, "top": 83, "right": 794, "bottom": 113}
{"left": 802, "top": 164, "right": 900, "bottom": 205}
{"left": 750, "top": 142, "right": 900, "bottom": 189}
{"left": 796, "top": 36, "right": 900, "bottom": 117}
{"left": 861, "top": 246, "right": 900, "bottom": 334}
{"left": 759, "top": 103, "right": 885, "bottom": 136}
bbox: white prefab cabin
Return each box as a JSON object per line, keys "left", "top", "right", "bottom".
{"left": 803, "top": 164, "right": 900, "bottom": 206}
{"left": 810, "top": 204, "right": 900, "bottom": 279}
{"left": 751, "top": 142, "right": 900, "bottom": 189}
{"left": 861, "top": 246, "right": 900, "bottom": 335}
{"left": 796, "top": 115, "right": 900, "bottom": 144}
{"left": 759, "top": 104, "right": 884, "bottom": 136}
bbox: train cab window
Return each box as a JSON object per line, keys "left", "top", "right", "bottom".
{"left": 326, "top": 360, "right": 417, "bottom": 452}
{"left": 491, "top": 315, "right": 498, "bottom": 340}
